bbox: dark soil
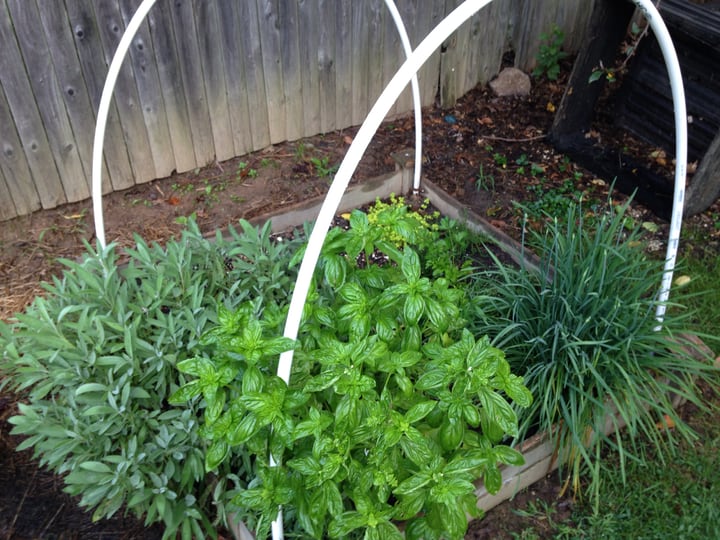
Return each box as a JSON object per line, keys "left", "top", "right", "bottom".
{"left": 2, "top": 57, "right": 720, "bottom": 539}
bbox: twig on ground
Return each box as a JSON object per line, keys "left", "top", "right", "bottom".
{"left": 478, "top": 134, "right": 547, "bottom": 143}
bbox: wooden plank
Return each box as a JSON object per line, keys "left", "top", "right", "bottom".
{"left": 686, "top": 128, "right": 720, "bottom": 216}
{"left": 380, "top": 0, "right": 403, "bottom": 119}
{"left": 351, "top": 1, "right": 370, "bottom": 126}
{"left": 8, "top": 0, "right": 88, "bottom": 203}
{"left": 64, "top": 0, "right": 134, "bottom": 192}
{"left": 257, "top": 0, "right": 287, "bottom": 144}
{"left": 193, "top": 0, "right": 234, "bottom": 162}
{"left": 0, "top": 3, "right": 65, "bottom": 209}
{"left": 462, "top": 0, "right": 509, "bottom": 92}
{"left": 93, "top": 0, "right": 157, "bottom": 183}
{"left": 439, "top": 0, "right": 471, "bottom": 107}
{"left": 365, "top": 0, "right": 386, "bottom": 116}
{"left": 237, "top": 0, "right": 271, "bottom": 150}
{"left": 119, "top": 0, "right": 176, "bottom": 179}
{"left": 418, "top": 0, "right": 448, "bottom": 109}
{"left": 145, "top": 2, "right": 195, "bottom": 173}
{"left": 316, "top": 0, "right": 337, "bottom": 133}
{"left": 0, "top": 80, "right": 40, "bottom": 217}
{"left": 37, "top": 1, "right": 114, "bottom": 200}
{"left": 551, "top": 0, "right": 635, "bottom": 141}
{"left": 334, "top": 1, "right": 353, "bottom": 130}
{"left": 215, "top": 0, "right": 253, "bottom": 156}
{"left": 167, "top": 0, "right": 215, "bottom": 166}
{"left": 298, "top": 0, "right": 321, "bottom": 136}
{"left": 280, "top": 2, "right": 303, "bottom": 141}
{"left": 0, "top": 164, "right": 16, "bottom": 222}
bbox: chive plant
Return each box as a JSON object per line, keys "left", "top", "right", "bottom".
{"left": 467, "top": 199, "right": 719, "bottom": 509}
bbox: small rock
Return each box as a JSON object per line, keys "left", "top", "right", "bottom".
{"left": 489, "top": 67, "right": 531, "bottom": 97}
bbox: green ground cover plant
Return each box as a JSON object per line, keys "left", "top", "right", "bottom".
{"left": 466, "top": 199, "right": 719, "bottom": 509}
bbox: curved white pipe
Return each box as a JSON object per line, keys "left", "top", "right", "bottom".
{"left": 278, "top": 0, "right": 687, "bottom": 377}
{"left": 384, "top": 0, "right": 423, "bottom": 191}
{"left": 276, "top": 1, "right": 492, "bottom": 382}
{"left": 629, "top": 0, "right": 687, "bottom": 325}
{"left": 91, "top": 0, "right": 158, "bottom": 248}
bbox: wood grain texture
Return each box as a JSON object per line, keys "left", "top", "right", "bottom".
{"left": 215, "top": 0, "right": 253, "bottom": 156}
{"left": 8, "top": 0, "right": 88, "bottom": 203}
{"left": 257, "top": 0, "right": 287, "bottom": 144}
{"left": 119, "top": 0, "right": 176, "bottom": 179}
{"left": 37, "top": 1, "right": 111, "bottom": 199}
{"left": 65, "top": 0, "right": 135, "bottom": 192}
{"left": 0, "top": 2, "right": 65, "bottom": 209}
{"left": 0, "top": 83, "right": 40, "bottom": 218}
{"left": 1, "top": 0, "right": 596, "bottom": 219}
{"left": 194, "top": 0, "right": 234, "bottom": 162}
{"left": 93, "top": 0, "right": 156, "bottom": 182}
{"left": 146, "top": 2, "right": 195, "bottom": 173}
{"left": 168, "top": 0, "right": 215, "bottom": 167}
{"left": 237, "top": 0, "right": 271, "bottom": 149}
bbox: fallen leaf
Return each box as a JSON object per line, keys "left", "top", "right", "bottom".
{"left": 656, "top": 414, "right": 675, "bottom": 430}
{"left": 62, "top": 213, "right": 86, "bottom": 220}
{"left": 167, "top": 196, "right": 181, "bottom": 206}
{"left": 641, "top": 221, "right": 659, "bottom": 233}
{"left": 546, "top": 101, "right": 556, "bottom": 113}
{"left": 480, "top": 116, "right": 494, "bottom": 126}
{"left": 340, "top": 212, "right": 351, "bottom": 220}
{"left": 343, "top": 135, "right": 353, "bottom": 145}
{"left": 674, "top": 275, "right": 691, "bottom": 287}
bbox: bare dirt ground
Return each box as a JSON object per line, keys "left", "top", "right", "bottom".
{"left": 2, "top": 58, "right": 720, "bottom": 539}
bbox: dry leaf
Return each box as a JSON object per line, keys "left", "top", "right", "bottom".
{"left": 546, "top": 101, "right": 556, "bottom": 112}
{"left": 167, "top": 196, "right": 181, "bottom": 206}
{"left": 656, "top": 414, "right": 675, "bottom": 430}
{"left": 343, "top": 135, "right": 353, "bottom": 145}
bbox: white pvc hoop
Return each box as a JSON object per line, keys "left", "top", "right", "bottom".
{"left": 276, "top": 0, "right": 687, "bottom": 380}
{"left": 90, "top": 1, "right": 686, "bottom": 537}
{"left": 90, "top": 0, "right": 424, "bottom": 247}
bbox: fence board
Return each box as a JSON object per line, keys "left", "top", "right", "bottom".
{"left": 0, "top": 166, "right": 16, "bottom": 222}
{"left": 281, "top": 2, "right": 304, "bottom": 142}
{"left": 64, "top": 0, "right": 134, "bottom": 192}
{"left": 237, "top": 0, "right": 271, "bottom": 149}
{"left": 0, "top": 84, "right": 40, "bottom": 217}
{"left": 0, "top": 0, "right": 594, "bottom": 221}
{"left": 120, "top": 0, "right": 176, "bottom": 179}
{"left": 93, "top": 0, "right": 157, "bottom": 183}
{"left": 37, "top": 1, "right": 109, "bottom": 200}
{"left": 194, "top": 0, "right": 234, "bottom": 162}
{"left": 145, "top": 3, "right": 194, "bottom": 173}
{"left": 316, "top": 0, "right": 337, "bottom": 134}
{"left": 168, "top": 0, "right": 215, "bottom": 167}
{"left": 8, "top": 0, "right": 88, "bottom": 203}
{"left": 257, "top": 1, "right": 287, "bottom": 144}
{"left": 366, "top": 0, "right": 386, "bottom": 117}
{"left": 298, "top": 0, "right": 321, "bottom": 137}
{"left": 351, "top": 2, "right": 370, "bottom": 127}
{"left": 215, "top": 1, "right": 253, "bottom": 156}
{"left": 334, "top": 1, "right": 353, "bottom": 130}
{"left": 0, "top": 3, "right": 65, "bottom": 209}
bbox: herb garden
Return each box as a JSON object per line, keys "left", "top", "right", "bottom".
{"left": 1, "top": 1, "right": 720, "bottom": 539}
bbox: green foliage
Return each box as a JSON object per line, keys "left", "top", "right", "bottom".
{"left": 467, "top": 199, "right": 719, "bottom": 509}
{"left": 309, "top": 156, "right": 339, "bottom": 178}
{"left": 170, "top": 203, "right": 531, "bottom": 539}
{"left": 521, "top": 177, "right": 598, "bottom": 226}
{"left": 0, "top": 218, "right": 306, "bottom": 539}
{"left": 533, "top": 26, "right": 569, "bottom": 81}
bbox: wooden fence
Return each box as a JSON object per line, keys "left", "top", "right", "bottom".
{"left": 0, "top": 0, "right": 592, "bottom": 221}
